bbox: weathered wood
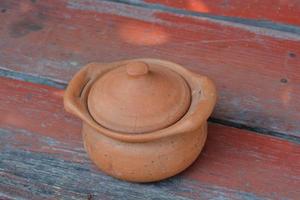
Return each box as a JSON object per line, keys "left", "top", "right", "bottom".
{"left": 0, "top": 77, "right": 300, "bottom": 199}
{"left": 145, "top": 0, "right": 300, "bottom": 26}
{"left": 0, "top": 0, "right": 300, "bottom": 137}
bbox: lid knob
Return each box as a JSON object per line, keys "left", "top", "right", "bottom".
{"left": 126, "top": 61, "right": 149, "bottom": 76}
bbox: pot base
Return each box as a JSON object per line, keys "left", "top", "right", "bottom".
{"left": 82, "top": 122, "right": 207, "bottom": 182}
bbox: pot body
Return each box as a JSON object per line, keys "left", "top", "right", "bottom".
{"left": 64, "top": 59, "right": 217, "bottom": 182}
{"left": 82, "top": 122, "right": 207, "bottom": 182}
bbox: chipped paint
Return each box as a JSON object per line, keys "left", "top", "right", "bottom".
{"left": 67, "top": 0, "right": 159, "bottom": 23}
{"left": 1, "top": 0, "right": 300, "bottom": 138}
{"left": 100, "top": 0, "right": 300, "bottom": 41}
{"left": 0, "top": 127, "right": 277, "bottom": 200}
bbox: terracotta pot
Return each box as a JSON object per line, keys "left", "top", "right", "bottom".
{"left": 64, "top": 59, "right": 217, "bottom": 182}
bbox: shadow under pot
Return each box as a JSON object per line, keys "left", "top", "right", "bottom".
{"left": 64, "top": 59, "right": 217, "bottom": 182}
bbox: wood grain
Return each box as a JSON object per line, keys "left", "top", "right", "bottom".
{"left": 1, "top": 77, "right": 300, "bottom": 199}
{"left": 145, "top": 0, "right": 300, "bottom": 26}
{"left": 0, "top": 0, "right": 300, "bottom": 137}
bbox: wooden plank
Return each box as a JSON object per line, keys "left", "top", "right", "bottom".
{"left": 0, "top": 0, "right": 300, "bottom": 137}
{"left": 145, "top": 0, "right": 300, "bottom": 26}
{"left": 1, "top": 77, "right": 300, "bottom": 199}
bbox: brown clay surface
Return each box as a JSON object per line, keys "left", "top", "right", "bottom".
{"left": 64, "top": 59, "right": 217, "bottom": 182}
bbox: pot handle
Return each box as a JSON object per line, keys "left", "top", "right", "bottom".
{"left": 186, "top": 74, "right": 217, "bottom": 130}
{"left": 200, "top": 76, "right": 217, "bottom": 119}
{"left": 63, "top": 63, "right": 98, "bottom": 120}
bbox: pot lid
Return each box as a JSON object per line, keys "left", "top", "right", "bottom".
{"left": 87, "top": 61, "right": 191, "bottom": 134}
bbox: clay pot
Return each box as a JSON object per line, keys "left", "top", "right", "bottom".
{"left": 64, "top": 59, "right": 217, "bottom": 182}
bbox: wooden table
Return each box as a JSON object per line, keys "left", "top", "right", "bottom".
{"left": 0, "top": 0, "right": 300, "bottom": 199}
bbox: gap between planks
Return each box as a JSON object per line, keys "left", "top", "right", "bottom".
{"left": 105, "top": 0, "right": 300, "bottom": 36}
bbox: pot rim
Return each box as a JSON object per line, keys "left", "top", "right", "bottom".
{"left": 64, "top": 58, "right": 217, "bottom": 143}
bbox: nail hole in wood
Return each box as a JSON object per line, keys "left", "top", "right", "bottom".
{"left": 280, "top": 78, "right": 288, "bottom": 83}
{"left": 288, "top": 52, "right": 296, "bottom": 58}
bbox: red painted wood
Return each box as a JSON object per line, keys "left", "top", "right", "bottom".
{"left": 146, "top": 0, "right": 300, "bottom": 26}
{"left": 0, "top": 0, "right": 300, "bottom": 137}
{"left": 1, "top": 77, "right": 300, "bottom": 199}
